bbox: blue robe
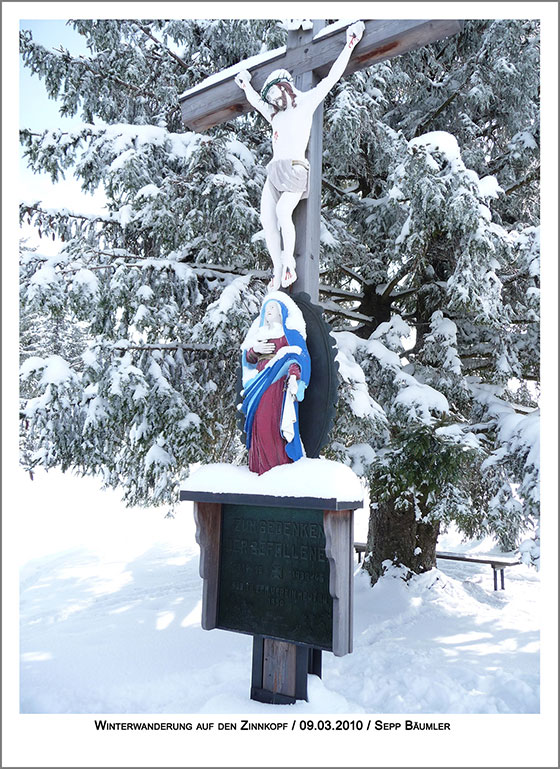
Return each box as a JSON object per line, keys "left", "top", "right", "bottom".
{"left": 241, "top": 298, "right": 311, "bottom": 465}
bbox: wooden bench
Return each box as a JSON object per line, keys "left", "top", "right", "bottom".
{"left": 354, "top": 542, "right": 367, "bottom": 563}
{"left": 353, "top": 543, "right": 522, "bottom": 591}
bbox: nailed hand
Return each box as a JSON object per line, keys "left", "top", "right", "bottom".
{"left": 347, "top": 21, "right": 365, "bottom": 47}
{"left": 234, "top": 69, "right": 252, "bottom": 89}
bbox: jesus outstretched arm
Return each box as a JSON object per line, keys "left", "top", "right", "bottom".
{"left": 234, "top": 70, "right": 274, "bottom": 123}
{"left": 303, "top": 21, "right": 365, "bottom": 111}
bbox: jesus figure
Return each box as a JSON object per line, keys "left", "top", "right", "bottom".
{"left": 235, "top": 20, "right": 365, "bottom": 291}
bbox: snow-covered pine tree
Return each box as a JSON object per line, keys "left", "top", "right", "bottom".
{"left": 320, "top": 18, "right": 540, "bottom": 577}
{"left": 20, "top": 19, "right": 540, "bottom": 577}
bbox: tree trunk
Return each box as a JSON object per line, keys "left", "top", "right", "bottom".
{"left": 363, "top": 497, "right": 440, "bottom": 585}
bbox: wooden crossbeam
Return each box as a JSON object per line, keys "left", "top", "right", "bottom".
{"left": 179, "top": 19, "right": 464, "bottom": 131}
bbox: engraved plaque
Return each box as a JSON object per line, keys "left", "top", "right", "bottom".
{"left": 217, "top": 504, "right": 333, "bottom": 649}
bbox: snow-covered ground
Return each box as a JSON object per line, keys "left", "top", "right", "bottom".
{"left": 15, "top": 468, "right": 539, "bottom": 715}
{"left": 4, "top": 468, "right": 556, "bottom": 768}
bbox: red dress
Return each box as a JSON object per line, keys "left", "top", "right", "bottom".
{"left": 245, "top": 336, "right": 301, "bottom": 475}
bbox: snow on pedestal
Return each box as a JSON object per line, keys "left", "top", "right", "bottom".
{"left": 180, "top": 457, "right": 364, "bottom": 509}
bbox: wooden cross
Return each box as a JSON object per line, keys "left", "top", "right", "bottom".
{"left": 180, "top": 18, "right": 464, "bottom": 705}
{"left": 179, "top": 19, "right": 463, "bottom": 303}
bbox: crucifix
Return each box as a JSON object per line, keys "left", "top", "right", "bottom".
{"left": 180, "top": 17, "right": 463, "bottom": 705}
{"left": 180, "top": 18, "right": 463, "bottom": 304}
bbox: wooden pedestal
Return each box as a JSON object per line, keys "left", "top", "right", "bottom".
{"left": 181, "top": 489, "right": 359, "bottom": 703}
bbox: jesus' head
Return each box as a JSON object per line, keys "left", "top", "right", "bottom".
{"left": 261, "top": 69, "right": 297, "bottom": 113}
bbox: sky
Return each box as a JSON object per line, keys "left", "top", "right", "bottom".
{"left": 19, "top": 19, "right": 90, "bottom": 130}
{"left": 19, "top": 19, "right": 107, "bottom": 249}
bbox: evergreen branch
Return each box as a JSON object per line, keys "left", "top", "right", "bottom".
{"left": 390, "top": 287, "right": 419, "bottom": 302}
{"left": 321, "top": 178, "right": 360, "bottom": 198}
{"left": 460, "top": 354, "right": 494, "bottom": 364}
{"left": 319, "top": 300, "right": 372, "bottom": 322}
{"left": 396, "top": 340, "right": 416, "bottom": 357}
{"left": 510, "top": 404, "right": 539, "bottom": 414}
{"left": 381, "top": 264, "right": 414, "bottom": 299}
{"left": 412, "top": 33, "right": 493, "bottom": 138}
{"left": 60, "top": 264, "right": 119, "bottom": 275}
{"left": 414, "top": 89, "right": 461, "bottom": 137}
{"left": 487, "top": 152, "right": 510, "bottom": 174}
{"left": 319, "top": 284, "right": 364, "bottom": 300}
{"left": 113, "top": 342, "right": 214, "bottom": 352}
{"left": 52, "top": 259, "right": 268, "bottom": 281}
{"left": 94, "top": 250, "right": 142, "bottom": 259}
{"left": 22, "top": 203, "right": 116, "bottom": 226}
{"left": 23, "top": 130, "right": 70, "bottom": 138}
{"left": 460, "top": 358, "right": 539, "bottom": 380}
{"left": 504, "top": 170, "right": 540, "bottom": 196}
{"left": 53, "top": 47, "right": 160, "bottom": 101}
{"left": 338, "top": 264, "right": 365, "bottom": 285}
{"left": 434, "top": 35, "right": 457, "bottom": 62}
{"left": 500, "top": 268, "right": 538, "bottom": 285}
{"left": 132, "top": 22, "right": 192, "bottom": 72}
{"left": 189, "top": 262, "right": 269, "bottom": 281}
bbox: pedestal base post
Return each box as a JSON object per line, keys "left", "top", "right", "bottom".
{"left": 250, "top": 636, "right": 322, "bottom": 704}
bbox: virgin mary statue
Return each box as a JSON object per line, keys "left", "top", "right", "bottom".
{"left": 240, "top": 293, "right": 311, "bottom": 475}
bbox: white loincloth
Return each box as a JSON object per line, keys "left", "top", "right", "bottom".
{"left": 266, "top": 159, "right": 310, "bottom": 200}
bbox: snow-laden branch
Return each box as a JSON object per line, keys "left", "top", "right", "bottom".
{"left": 131, "top": 22, "right": 192, "bottom": 72}
{"left": 320, "top": 300, "right": 372, "bottom": 322}
{"left": 21, "top": 202, "right": 117, "bottom": 227}
{"left": 112, "top": 342, "right": 215, "bottom": 353}
{"left": 319, "top": 284, "right": 364, "bottom": 300}
{"left": 53, "top": 46, "right": 160, "bottom": 102}
{"left": 504, "top": 169, "right": 540, "bottom": 196}
{"left": 338, "top": 264, "right": 366, "bottom": 285}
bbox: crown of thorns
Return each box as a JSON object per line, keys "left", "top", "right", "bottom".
{"left": 260, "top": 76, "right": 294, "bottom": 103}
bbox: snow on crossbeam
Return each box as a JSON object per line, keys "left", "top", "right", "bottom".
{"left": 179, "top": 20, "right": 464, "bottom": 131}
{"left": 180, "top": 459, "right": 364, "bottom": 510}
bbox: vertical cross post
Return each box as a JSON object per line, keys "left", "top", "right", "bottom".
{"left": 248, "top": 22, "right": 328, "bottom": 705}
{"left": 287, "top": 20, "right": 325, "bottom": 304}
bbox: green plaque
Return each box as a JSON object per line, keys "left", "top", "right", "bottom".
{"left": 217, "top": 504, "right": 333, "bottom": 650}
